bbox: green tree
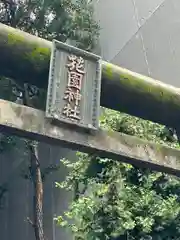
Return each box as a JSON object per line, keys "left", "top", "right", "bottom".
{"left": 0, "top": 0, "right": 99, "bottom": 49}
{"left": 56, "top": 109, "right": 180, "bottom": 240}
{"left": 0, "top": 0, "right": 99, "bottom": 239}
{"left": 0, "top": 0, "right": 99, "bottom": 103}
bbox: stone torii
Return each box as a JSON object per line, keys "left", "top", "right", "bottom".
{"left": 0, "top": 23, "right": 180, "bottom": 177}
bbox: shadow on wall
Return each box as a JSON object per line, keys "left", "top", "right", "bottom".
{"left": 0, "top": 136, "right": 76, "bottom": 240}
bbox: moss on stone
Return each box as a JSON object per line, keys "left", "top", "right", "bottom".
{"left": 7, "top": 32, "right": 25, "bottom": 45}
{"left": 7, "top": 32, "right": 50, "bottom": 68}
{"left": 2, "top": 25, "right": 180, "bottom": 128}
{"left": 25, "top": 45, "right": 50, "bottom": 65}
{"left": 105, "top": 63, "right": 113, "bottom": 80}
{"left": 7, "top": 30, "right": 180, "bottom": 110}
{"left": 103, "top": 63, "right": 180, "bottom": 108}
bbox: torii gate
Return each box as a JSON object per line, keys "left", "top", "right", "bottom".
{"left": 1, "top": 23, "right": 180, "bottom": 177}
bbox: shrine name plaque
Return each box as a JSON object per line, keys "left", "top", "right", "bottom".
{"left": 45, "top": 40, "right": 102, "bottom": 131}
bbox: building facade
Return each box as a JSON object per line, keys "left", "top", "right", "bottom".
{"left": 94, "top": 0, "right": 180, "bottom": 87}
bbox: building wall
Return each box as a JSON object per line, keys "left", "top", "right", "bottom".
{"left": 0, "top": 139, "right": 75, "bottom": 240}
{"left": 95, "top": 0, "right": 180, "bottom": 87}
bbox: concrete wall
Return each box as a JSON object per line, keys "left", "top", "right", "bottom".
{"left": 95, "top": 0, "right": 180, "bottom": 87}
{"left": 0, "top": 138, "right": 75, "bottom": 240}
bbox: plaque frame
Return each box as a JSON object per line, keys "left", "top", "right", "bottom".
{"left": 45, "top": 40, "right": 102, "bottom": 131}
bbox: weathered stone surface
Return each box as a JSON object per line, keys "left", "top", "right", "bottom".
{"left": 1, "top": 23, "right": 180, "bottom": 128}
{"left": 46, "top": 40, "right": 101, "bottom": 130}
{"left": 1, "top": 99, "right": 180, "bottom": 176}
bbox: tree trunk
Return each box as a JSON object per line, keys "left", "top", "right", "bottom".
{"left": 22, "top": 85, "right": 45, "bottom": 240}
{"left": 29, "top": 142, "right": 44, "bottom": 240}
{"left": 1, "top": 23, "right": 180, "bottom": 128}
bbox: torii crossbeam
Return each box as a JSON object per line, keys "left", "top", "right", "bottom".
{"left": 0, "top": 99, "right": 180, "bottom": 177}
{"left": 1, "top": 24, "right": 180, "bottom": 177}
{"left": 1, "top": 23, "right": 180, "bottom": 128}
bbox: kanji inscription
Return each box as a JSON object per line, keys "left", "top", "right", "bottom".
{"left": 62, "top": 55, "right": 85, "bottom": 121}
{"left": 46, "top": 40, "right": 102, "bottom": 131}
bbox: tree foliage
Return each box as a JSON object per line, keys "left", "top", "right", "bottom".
{"left": 0, "top": 0, "right": 99, "bottom": 103}
{"left": 56, "top": 109, "right": 180, "bottom": 240}
{"left": 0, "top": 0, "right": 99, "bottom": 239}
{"left": 0, "top": 0, "right": 99, "bottom": 49}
